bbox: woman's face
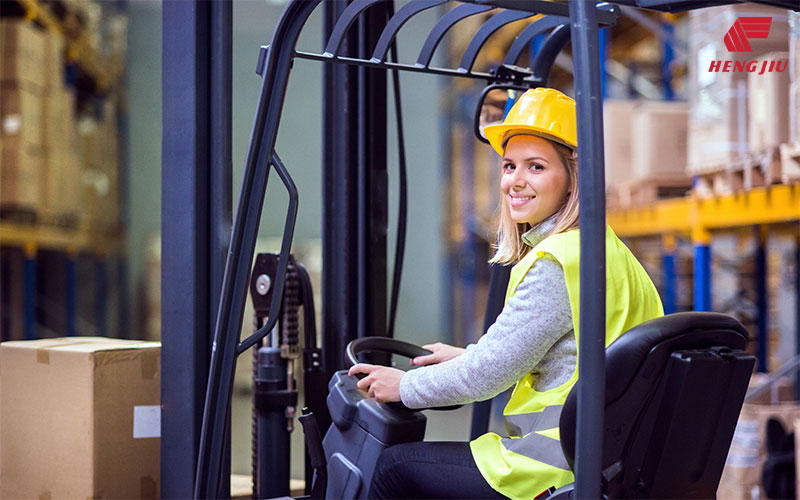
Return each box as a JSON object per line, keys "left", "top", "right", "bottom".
{"left": 500, "top": 135, "right": 570, "bottom": 226}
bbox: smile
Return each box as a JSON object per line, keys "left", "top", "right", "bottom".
{"left": 509, "top": 195, "right": 535, "bottom": 207}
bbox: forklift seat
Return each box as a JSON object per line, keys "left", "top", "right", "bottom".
{"left": 555, "top": 312, "right": 755, "bottom": 499}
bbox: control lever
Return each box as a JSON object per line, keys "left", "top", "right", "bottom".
{"left": 298, "top": 408, "right": 328, "bottom": 500}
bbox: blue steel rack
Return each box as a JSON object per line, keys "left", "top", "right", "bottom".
{"left": 608, "top": 186, "right": 800, "bottom": 373}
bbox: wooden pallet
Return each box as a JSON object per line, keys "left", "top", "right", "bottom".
{"left": 38, "top": 211, "right": 80, "bottom": 230}
{"left": 745, "top": 147, "right": 782, "bottom": 187}
{"left": 693, "top": 148, "right": 783, "bottom": 197}
{"left": 779, "top": 142, "right": 800, "bottom": 183}
{"left": 607, "top": 178, "right": 692, "bottom": 210}
{"left": 0, "top": 205, "right": 37, "bottom": 224}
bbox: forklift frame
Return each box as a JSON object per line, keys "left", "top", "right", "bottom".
{"left": 160, "top": 1, "right": 799, "bottom": 498}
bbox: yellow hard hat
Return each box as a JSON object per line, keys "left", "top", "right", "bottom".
{"left": 483, "top": 87, "right": 577, "bottom": 155}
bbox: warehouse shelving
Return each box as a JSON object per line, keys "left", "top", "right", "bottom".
{"left": 608, "top": 185, "right": 800, "bottom": 237}
{"left": 0, "top": 221, "right": 125, "bottom": 253}
{"left": 0, "top": 221, "right": 127, "bottom": 341}
{"left": 608, "top": 184, "right": 800, "bottom": 373}
{"left": 10, "top": 0, "right": 123, "bottom": 91}
{"left": 0, "top": 0, "right": 129, "bottom": 342}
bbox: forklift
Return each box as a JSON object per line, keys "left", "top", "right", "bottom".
{"left": 184, "top": 1, "right": 800, "bottom": 499}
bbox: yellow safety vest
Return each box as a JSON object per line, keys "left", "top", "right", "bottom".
{"left": 470, "top": 225, "right": 664, "bottom": 500}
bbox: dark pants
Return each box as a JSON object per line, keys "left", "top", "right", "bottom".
{"left": 367, "top": 441, "right": 509, "bottom": 500}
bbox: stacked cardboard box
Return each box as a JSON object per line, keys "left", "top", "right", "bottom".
{"left": 748, "top": 52, "right": 790, "bottom": 154}
{"left": 718, "top": 375, "right": 797, "bottom": 500}
{"left": 795, "top": 417, "right": 800, "bottom": 498}
{"left": 0, "top": 21, "right": 48, "bottom": 216}
{"left": 719, "top": 400, "right": 800, "bottom": 500}
{"left": 778, "top": 12, "right": 800, "bottom": 183}
{"left": 41, "top": 88, "right": 81, "bottom": 225}
{"left": 78, "top": 100, "right": 121, "bottom": 234}
{"left": 0, "top": 338, "right": 161, "bottom": 498}
{"left": 766, "top": 234, "right": 797, "bottom": 372}
{"left": 687, "top": 5, "right": 790, "bottom": 173}
{"left": 631, "top": 101, "right": 690, "bottom": 182}
{"left": 604, "top": 99, "right": 638, "bottom": 189}
{"left": 41, "top": 31, "right": 81, "bottom": 226}
{"left": 604, "top": 100, "right": 690, "bottom": 207}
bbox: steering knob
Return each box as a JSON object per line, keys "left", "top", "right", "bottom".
{"left": 345, "top": 337, "right": 433, "bottom": 368}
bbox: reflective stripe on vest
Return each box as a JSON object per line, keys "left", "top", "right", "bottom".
{"left": 501, "top": 405, "right": 570, "bottom": 471}
{"left": 470, "top": 225, "right": 664, "bottom": 500}
{"left": 504, "top": 405, "right": 562, "bottom": 437}
{"left": 501, "top": 432, "right": 571, "bottom": 472}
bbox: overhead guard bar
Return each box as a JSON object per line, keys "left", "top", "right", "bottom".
{"left": 323, "top": 0, "right": 385, "bottom": 57}
{"left": 370, "top": 0, "right": 449, "bottom": 63}
{"left": 457, "top": 9, "right": 537, "bottom": 73}
{"left": 416, "top": 3, "right": 493, "bottom": 68}
{"left": 530, "top": 24, "right": 572, "bottom": 84}
{"left": 503, "top": 16, "right": 567, "bottom": 67}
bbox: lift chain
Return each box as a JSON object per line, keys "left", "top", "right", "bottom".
{"left": 281, "top": 263, "right": 301, "bottom": 359}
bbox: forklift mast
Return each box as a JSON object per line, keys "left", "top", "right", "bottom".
{"left": 186, "top": 1, "right": 800, "bottom": 499}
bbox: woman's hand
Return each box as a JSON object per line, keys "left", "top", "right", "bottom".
{"left": 348, "top": 364, "right": 404, "bottom": 403}
{"left": 409, "top": 342, "right": 465, "bottom": 366}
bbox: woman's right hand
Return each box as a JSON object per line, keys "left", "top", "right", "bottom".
{"left": 410, "top": 342, "right": 465, "bottom": 366}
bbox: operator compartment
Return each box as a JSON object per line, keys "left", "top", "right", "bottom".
{"left": 323, "top": 371, "right": 427, "bottom": 500}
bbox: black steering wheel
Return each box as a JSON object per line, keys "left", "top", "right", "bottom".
{"left": 345, "top": 336, "right": 461, "bottom": 411}
{"left": 346, "top": 336, "right": 433, "bottom": 368}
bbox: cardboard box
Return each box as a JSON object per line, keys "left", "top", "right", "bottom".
{"left": 747, "top": 374, "right": 797, "bottom": 404}
{"left": 604, "top": 100, "right": 689, "bottom": 190}
{"left": 688, "top": 5, "right": 790, "bottom": 172}
{"left": 1, "top": 83, "right": 45, "bottom": 210}
{"left": 43, "top": 89, "right": 77, "bottom": 154}
{"left": 790, "top": 11, "right": 799, "bottom": 84}
{"left": 43, "top": 30, "right": 66, "bottom": 91}
{"left": 795, "top": 417, "right": 800, "bottom": 499}
{"left": 42, "top": 89, "right": 80, "bottom": 220}
{"left": 78, "top": 110, "right": 121, "bottom": 233}
{"left": 718, "top": 402, "right": 800, "bottom": 499}
{"left": 748, "top": 52, "right": 790, "bottom": 153}
{"left": 791, "top": 82, "right": 800, "bottom": 145}
{"left": 1, "top": 83, "right": 45, "bottom": 147}
{"left": 631, "top": 101, "right": 689, "bottom": 182}
{"left": 0, "top": 21, "right": 48, "bottom": 92}
{"left": 0, "top": 141, "right": 43, "bottom": 210}
{"left": 603, "top": 99, "right": 639, "bottom": 189}
{"left": 0, "top": 338, "right": 161, "bottom": 499}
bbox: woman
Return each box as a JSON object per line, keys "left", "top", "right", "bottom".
{"left": 350, "top": 88, "right": 664, "bottom": 500}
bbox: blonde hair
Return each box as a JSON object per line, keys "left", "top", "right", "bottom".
{"left": 489, "top": 140, "right": 579, "bottom": 265}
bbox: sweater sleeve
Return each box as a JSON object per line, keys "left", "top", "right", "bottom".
{"left": 399, "top": 256, "right": 573, "bottom": 409}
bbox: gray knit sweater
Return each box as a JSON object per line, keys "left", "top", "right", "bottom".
{"left": 399, "top": 216, "right": 576, "bottom": 409}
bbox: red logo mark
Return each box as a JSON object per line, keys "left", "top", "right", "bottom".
{"left": 724, "top": 17, "right": 772, "bottom": 52}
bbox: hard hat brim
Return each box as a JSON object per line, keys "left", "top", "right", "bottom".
{"left": 484, "top": 123, "right": 577, "bottom": 155}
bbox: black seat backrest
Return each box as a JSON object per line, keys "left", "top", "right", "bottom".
{"left": 559, "top": 312, "right": 755, "bottom": 499}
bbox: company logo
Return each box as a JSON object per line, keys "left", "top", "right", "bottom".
{"left": 724, "top": 17, "right": 771, "bottom": 52}
{"left": 707, "top": 16, "right": 787, "bottom": 74}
